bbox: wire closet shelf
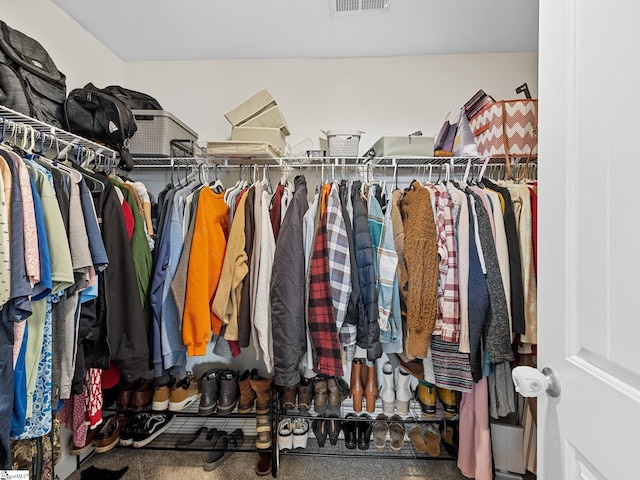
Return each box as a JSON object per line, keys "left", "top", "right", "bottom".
{"left": 0, "top": 105, "right": 118, "bottom": 163}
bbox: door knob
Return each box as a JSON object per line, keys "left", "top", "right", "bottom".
{"left": 512, "top": 366, "right": 561, "bottom": 398}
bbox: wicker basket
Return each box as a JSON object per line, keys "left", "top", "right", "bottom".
{"left": 129, "top": 110, "right": 198, "bottom": 157}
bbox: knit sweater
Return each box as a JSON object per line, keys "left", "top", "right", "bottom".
{"left": 213, "top": 191, "right": 249, "bottom": 342}
{"left": 182, "top": 188, "right": 229, "bottom": 356}
{"left": 399, "top": 181, "right": 439, "bottom": 358}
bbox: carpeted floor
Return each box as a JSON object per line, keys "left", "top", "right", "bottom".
{"left": 66, "top": 448, "right": 469, "bottom": 480}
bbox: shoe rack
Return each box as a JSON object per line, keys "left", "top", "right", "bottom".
{"left": 271, "top": 393, "right": 459, "bottom": 478}
{"left": 100, "top": 398, "right": 268, "bottom": 456}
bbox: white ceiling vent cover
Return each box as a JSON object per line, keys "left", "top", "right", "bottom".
{"left": 330, "top": 0, "right": 390, "bottom": 16}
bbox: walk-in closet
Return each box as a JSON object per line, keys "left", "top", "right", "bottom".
{"left": 2, "top": 1, "right": 638, "bottom": 480}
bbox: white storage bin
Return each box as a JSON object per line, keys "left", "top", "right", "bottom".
{"left": 326, "top": 130, "right": 362, "bottom": 157}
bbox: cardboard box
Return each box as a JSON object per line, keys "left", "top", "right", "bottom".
{"left": 242, "top": 105, "right": 290, "bottom": 136}
{"left": 365, "top": 135, "right": 434, "bottom": 158}
{"left": 224, "top": 89, "right": 277, "bottom": 126}
{"left": 231, "top": 126, "right": 286, "bottom": 156}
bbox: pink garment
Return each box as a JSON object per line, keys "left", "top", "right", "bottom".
{"left": 457, "top": 377, "right": 493, "bottom": 480}
{"left": 13, "top": 322, "right": 25, "bottom": 367}
{"left": 15, "top": 153, "right": 40, "bottom": 286}
{"left": 59, "top": 395, "right": 88, "bottom": 448}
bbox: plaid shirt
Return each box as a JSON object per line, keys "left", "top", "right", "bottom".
{"left": 326, "top": 183, "right": 355, "bottom": 347}
{"left": 367, "top": 183, "right": 398, "bottom": 335}
{"left": 429, "top": 183, "right": 460, "bottom": 342}
{"left": 307, "top": 185, "right": 344, "bottom": 377}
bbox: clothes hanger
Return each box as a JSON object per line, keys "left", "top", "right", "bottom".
{"left": 0, "top": 116, "right": 7, "bottom": 145}
{"left": 393, "top": 162, "right": 398, "bottom": 191}
{"left": 209, "top": 164, "right": 224, "bottom": 193}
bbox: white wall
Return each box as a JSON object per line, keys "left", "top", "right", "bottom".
{"left": 124, "top": 53, "right": 538, "bottom": 155}
{"left": 2, "top": 0, "right": 125, "bottom": 90}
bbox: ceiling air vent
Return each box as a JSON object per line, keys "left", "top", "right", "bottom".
{"left": 330, "top": 0, "right": 390, "bottom": 16}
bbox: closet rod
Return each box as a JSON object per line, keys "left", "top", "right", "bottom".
{"left": 0, "top": 105, "right": 117, "bottom": 160}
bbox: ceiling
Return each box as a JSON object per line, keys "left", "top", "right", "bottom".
{"left": 52, "top": 0, "right": 539, "bottom": 62}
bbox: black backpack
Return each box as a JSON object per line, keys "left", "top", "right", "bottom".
{"left": 0, "top": 20, "right": 67, "bottom": 127}
{"left": 64, "top": 83, "right": 137, "bottom": 171}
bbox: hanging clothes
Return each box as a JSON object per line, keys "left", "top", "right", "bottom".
{"left": 399, "top": 180, "right": 439, "bottom": 358}
{"left": 237, "top": 185, "right": 255, "bottom": 348}
{"left": 182, "top": 188, "right": 229, "bottom": 356}
{"left": 252, "top": 184, "right": 276, "bottom": 372}
{"left": 213, "top": 190, "right": 249, "bottom": 342}
{"left": 307, "top": 183, "right": 343, "bottom": 377}
{"left": 326, "top": 182, "right": 353, "bottom": 350}
{"left": 271, "top": 175, "right": 308, "bottom": 387}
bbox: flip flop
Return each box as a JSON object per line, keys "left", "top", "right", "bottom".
{"left": 372, "top": 414, "right": 389, "bottom": 451}
{"left": 388, "top": 415, "right": 405, "bottom": 452}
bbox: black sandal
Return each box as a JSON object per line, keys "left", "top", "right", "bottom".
{"left": 227, "top": 428, "right": 244, "bottom": 447}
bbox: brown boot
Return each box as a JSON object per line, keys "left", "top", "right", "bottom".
{"left": 250, "top": 371, "right": 273, "bottom": 415}
{"left": 365, "top": 363, "right": 378, "bottom": 413}
{"left": 350, "top": 358, "right": 365, "bottom": 413}
{"left": 280, "top": 384, "right": 298, "bottom": 410}
{"left": 313, "top": 377, "right": 328, "bottom": 415}
{"left": 297, "top": 377, "right": 314, "bottom": 412}
{"left": 238, "top": 369, "right": 257, "bottom": 414}
{"left": 327, "top": 377, "right": 349, "bottom": 415}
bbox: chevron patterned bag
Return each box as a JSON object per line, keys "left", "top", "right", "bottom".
{"left": 468, "top": 99, "right": 538, "bottom": 158}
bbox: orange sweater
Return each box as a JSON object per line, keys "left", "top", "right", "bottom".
{"left": 182, "top": 188, "right": 229, "bottom": 356}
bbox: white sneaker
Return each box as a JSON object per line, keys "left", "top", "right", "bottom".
{"left": 278, "top": 418, "right": 293, "bottom": 450}
{"left": 292, "top": 418, "right": 310, "bottom": 449}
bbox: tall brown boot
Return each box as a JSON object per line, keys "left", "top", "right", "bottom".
{"left": 249, "top": 371, "right": 273, "bottom": 415}
{"left": 364, "top": 363, "right": 378, "bottom": 413}
{"left": 238, "top": 369, "right": 257, "bottom": 414}
{"left": 350, "top": 358, "right": 365, "bottom": 413}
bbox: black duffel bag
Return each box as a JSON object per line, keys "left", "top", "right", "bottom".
{"left": 64, "top": 83, "right": 137, "bottom": 171}
{"left": 101, "top": 85, "right": 163, "bottom": 111}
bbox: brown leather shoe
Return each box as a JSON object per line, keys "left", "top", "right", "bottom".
{"left": 250, "top": 371, "right": 273, "bottom": 415}
{"left": 238, "top": 369, "right": 257, "bottom": 413}
{"left": 297, "top": 377, "right": 314, "bottom": 412}
{"left": 313, "top": 377, "right": 328, "bottom": 415}
{"left": 132, "top": 379, "right": 154, "bottom": 412}
{"left": 280, "top": 384, "right": 298, "bottom": 410}
{"left": 117, "top": 378, "right": 144, "bottom": 411}
{"left": 95, "top": 416, "right": 121, "bottom": 453}
{"left": 255, "top": 452, "right": 272, "bottom": 476}
{"left": 217, "top": 369, "right": 239, "bottom": 415}
{"left": 68, "top": 424, "right": 101, "bottom": 455}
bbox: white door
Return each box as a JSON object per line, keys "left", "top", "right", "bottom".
{"left": 538, "top": 0, "right": 640, "bottom": 478}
